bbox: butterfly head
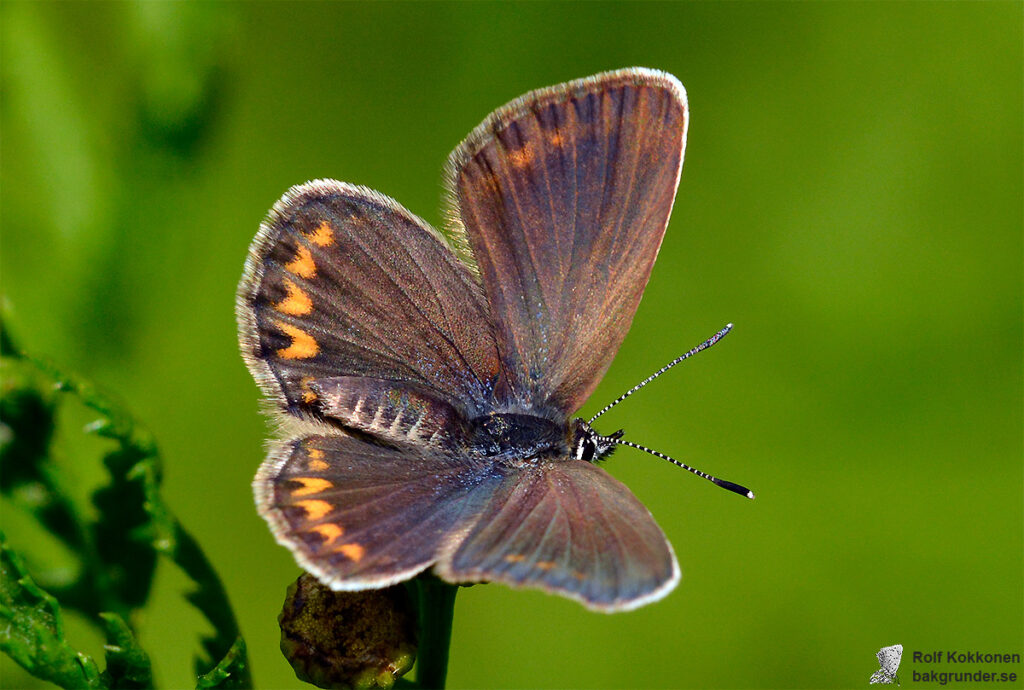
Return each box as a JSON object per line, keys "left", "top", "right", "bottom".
{"left": 571, "top": 419, "right": 624, "bottom": 463}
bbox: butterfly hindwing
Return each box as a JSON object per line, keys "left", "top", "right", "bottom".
{"left": 237, "top": 180, "right": 503, "bottom": 418}
{"left": 436, "top": 458, "right": 679, "bottom": 612}
{"left": 444, "top": 68, "right": 688, "bottom": 415}
{"left": 255, "top": 433, "right": 504, "bottom": 589}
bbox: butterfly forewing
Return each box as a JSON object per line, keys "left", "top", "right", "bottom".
{"left": 237, "top": 180, "right": 502, "bottom": 418}
{"left": 445, "top": 68, "right": 688, "bottom": 415}
{"left": 255, "top": 433, "right": 504, "bottom": 589}
{"left": 870, "top": 644, "right": 903, "bottom": 684}
{"left": 437, "top": 459, "right": 679, "bottom": 612}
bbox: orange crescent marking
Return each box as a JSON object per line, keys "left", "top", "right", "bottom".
{"left": 291, "top": 477, "right": 333, "bottom": 496}
{"left": 275, "top": 279, "right": 313, "bottom": 316}
{"left": 503, "top": 554, "right": 525, "bottom": 564}
{"left": 276, "top": 322, "right": 319, "bottom": 360}
{"left": 338, "top": 543, "right": 365, "bottom": 561}
{"left": 535, "top": 561, "right": 556, "bottom": 571}
{"left": 305, "top": 221, "right": 334, "bottom": 247}
{"left": 311, "top": 523, "right": 344, "bottom": 544}
{"left": 285, "top": 245, "right": 316, "bottom": 278}
{"left": 296, "top": 499, "right": 334, "bottom": 520}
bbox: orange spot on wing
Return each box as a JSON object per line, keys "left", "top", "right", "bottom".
{"left": 305, "top": 221, "right": 334, "bottom": 247}
{"left": 338, "top": 543, "right": 365, "bottom": 561}
{"left": 311, "top": 523, "right": 344, "bottom": 544}
{"left": 299, "top": 376, "right": 317, "bottom": 403}
{"left": 509, "top": 145, "right": 533, "bottom": 168}
{"left": 547, "top": 131, "right": 564, "bottom": 146}
{"left": 297, "top": 499, "right": 334, "bottom": 520}
{"left": 275, "top": 279, "right": 313, "bottom": 316}
{"left": 291, "top": 477, "right": 333, "bottom": 496}
{"left": 504, "top": 554, "right": 525, "bottom": 564}
{"left": 305, "top": 448, "right": 327, "bottom": 470}
{"left": 285, "top": 245, "right": 316, "bottom": 278}
{"left": 535, "top": 561, "right": 556, "bottom": 571}
{"left": 276, "top": 322, "right": 319, "bottom": 359}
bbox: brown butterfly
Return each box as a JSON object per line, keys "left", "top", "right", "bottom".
{"left": 237, "top": 68, "right": 751, "bottom": 612}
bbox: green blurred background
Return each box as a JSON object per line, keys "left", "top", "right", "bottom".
{"left": 2, "top": 2, "right": 1021, "bottom": 688}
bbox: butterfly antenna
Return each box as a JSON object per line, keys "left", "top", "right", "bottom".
{"left": 588, "top": 323, "right": 734, "bottom": 424}
{"left": 602, "top": 436, "right": 755, "bottom": 499}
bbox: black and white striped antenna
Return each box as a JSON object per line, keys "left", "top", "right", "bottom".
{"left": 588, "top": 323, "right": 734, "bottom": 424}
{"left": 601, "top": 435, "right": 755, "bottom": 499}
{"left": 588, "top": 322, "right": 753, "bottom": 499}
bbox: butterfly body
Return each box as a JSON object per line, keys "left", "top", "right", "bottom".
{"left": 240, "top": 68, "right": 694, "bottom": 611}
{"left": 466, "top": 412, "right": 568, "bottom": 462}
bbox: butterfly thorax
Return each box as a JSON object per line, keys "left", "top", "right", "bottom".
{"left": 463, "top": 414, "right": 623, "bottom": 465}
{"left": 467, "top": 413, "right": 569, "bottom": 461}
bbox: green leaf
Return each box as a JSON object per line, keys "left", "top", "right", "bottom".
{"left": 1, "top": 323, "right": 252, "bottom": 687}
{"left": 99, "top": 612, "right": 153, "bottom": 689}
{"left": 31, "top": 353, "right": 168, "bottom": 615}
{"left": 195, "top": 636, "right": 249, "bottom": 690}
{"left": 171, "top": 523, "right": 252, "bottom": 687}
{"left": 0, "top": 357, "right": 89, "bottom": 555}
{"left": 63, "top": 376, "right": 252, "bottom": 686}
{"left": 173, "top": 526, "right": 239, "bottom": 667}
{"left": 0, "top": 532, "right": 104, "bottom": 689}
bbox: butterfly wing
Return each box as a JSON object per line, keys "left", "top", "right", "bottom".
{"left": 237, "top": 180, "right": 503, "bottom": 420}
{"left": 444, "top": 68, "right": 688, "bottom": 415}
{"left": 436, "top": 458, "right": 679, "bottom": 612}
{"left": 877, "top": 645, "right": 903, "bottom": 674}
{"left": 869, "top": 669, "right": 896, "bottom": 685}
{"left": 255, "top": 432, "right": 505, "bottom": 589}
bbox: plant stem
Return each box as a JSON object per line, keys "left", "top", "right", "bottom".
{"left": 415, "top": 576, "right": 458, "bottom": 689}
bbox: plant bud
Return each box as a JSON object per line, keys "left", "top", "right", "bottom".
{"left": 279, "top": 573, "right": 416, "bottom": 689}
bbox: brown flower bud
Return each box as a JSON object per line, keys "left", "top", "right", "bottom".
{"left": 279, "top": 573, "right": 417, "bottom": 689}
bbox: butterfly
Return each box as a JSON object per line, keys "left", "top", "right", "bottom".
{"left": 870, "top": 644, "right": 903, "bottom": 685}
{"left": 237, "top": 67, "right": 750, "bottom": 612}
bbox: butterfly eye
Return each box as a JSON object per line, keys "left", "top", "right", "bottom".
{"left": 575, "top": 436, "right": 597, "bottom": 462}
